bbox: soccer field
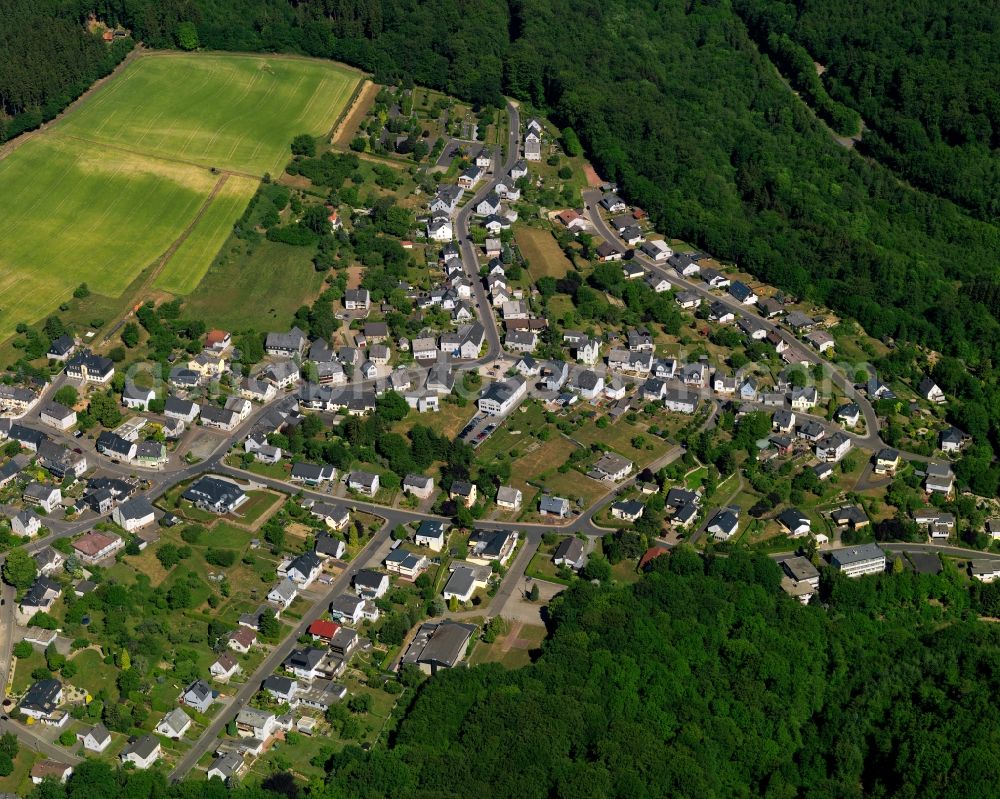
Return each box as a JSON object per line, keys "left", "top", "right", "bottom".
{"left": 58, "top": 53, "right": 359, "bottom": 176}
{"left": 0, "top": 52, "right": 359, "bottom": 340}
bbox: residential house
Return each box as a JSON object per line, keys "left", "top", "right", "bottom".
{"left": 164, "top": 395, "right": 200, "bottom": 423}
{"left": 265, "top": 327, "right": 307, "bottom": 358}
{"left": 183, "top": 476, "right": 247, "bottom": 514}
{"left": 403, "top": 474, "right": 435, "bottom": 499}
{"left": 309, "top": 510, "right": 351, "bottom": 536}
{"left": 23, "top": 483, "right": 60, "bottom": 513}
{"left": 347, "top": 470, "right": 379, "bottom": 496}
{"left": 874, "top": 448, "right": 901, "bottom": 476}
{"left": 449, "top": 480, "right": 478, "bottom": 507}
{"left": 442, "top": 565, "right": 486, "bottom": 603}
{"left": 31, "top": 762, "right": 73, "bottom": 785}
{"left": 570, "top": 369, "right": 604, "bottom": 400}
{"left": 267, "top": 578, "right": 298, "bottom": 610}
{"left": 939, "top": 427, "right": 966, "bottom": 454}
{"left": 918, "top": 376, "right": 946, "bottom": 404}
{"left": 707, "top": 508, "right": 740, "bottom": 541}
{"left": 663, "top": 387, "right": 697, "bottom": 414}
{"left": 815, "top": 432, "right": 852, "bottom": 462}
{"left": 47, "top": 335, "right": 76, "bottom": 362}
{"left": 354, "top": 569, "right": 390, "bottom": 599}
{"left": 468, "top": 529, "right": 518, "bottom": 564}
{"left": 344, "top": 289, "right": 371, "bottom": 311}
{"left": 640, "top": 239, "right": 672, "bottom": 261}
{"left": 831, "top": 505, "right": 869, "bottom": 530}
{"left": 291, "top": 462, "right": 336, "bottom": 485}
{"left": 79, "top": 724, "right": 111, "bottom": 753}
{"left": 728, "top": 280, "right": 757, "bottom": 305}
{"left": 400, "top": 621, "right": 477, "bottom": 675}
{"left": 553, "top": 537, "right": 586, "bottom": 570}
{"left": 155, "top": 708, "right": 192, "bottom": 739}
{"left": 790, "top": 387, "right": 819, "bottom": 410}
{"left": 227, "top": 627, "right": 257, "bottom": 655}
{"left": 199, "top": 405, "right": 239, "bottom": 431}
{"left": 96, "top": 431, "right": 136, "bottom": 462}
{"left": 236, "top": 707, "right": 280, "bottom": 741}
{"left": 806, "top": 330, "right": 835, "bottom": 353}
{"left": 611, "top": 499, "right": 644, "bottom": 522}
{"left": 19, "top": 679, "right": 64, "bottom": 726}
{"left": 925, "top": 461, "right": 955, "bottom": 495}
{"left": 112, "top": 496, "right": 156, "bottom": 532}
{"left": 496, "top": 486, "right": 522, "bottom": 511}
{"left": 39, "top": 402, "right": 76, "bottom": 431}
{"left": 384, "top": 547, "right": 430, "bottom": 579}
{"left": 590, "top": 451, "right": 633, "bottom": 482}
{"left": 777, "top": 508, "right": 811, "bottom": 537}
{"left": 180, "top": 679, "right": 214, "bottom": 713}
{"left": 540, "top": 495, "right": 570, "bottom": 518}
{"left": 120, "top": 736, "right": 160, "bottom": 770}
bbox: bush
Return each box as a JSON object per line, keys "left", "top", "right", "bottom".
{"left": 13, "top": 642, "right": 31, "bottom": 659}
{"left": 205, "top": 548, "right": 236, "bottom": 567}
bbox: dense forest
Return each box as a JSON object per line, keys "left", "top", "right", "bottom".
{"left": 0, "top": 0, "right": 132, "bottom": 141}
{"left": 23, "top": 548, "right": 1000, "bottom": 797}
{"left": 735, "top": 0, "right": 1000, "bottom": 222}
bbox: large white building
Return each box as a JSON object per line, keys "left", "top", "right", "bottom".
{"left": 478, "top": 377, "right": 527, "bottom": 416}
{"left": 829, "top": 543, "right": 886, "bottom": 578}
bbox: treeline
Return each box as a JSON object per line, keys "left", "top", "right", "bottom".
{"left": 762, "top": 32, "right": 860, "bottom": 136}
{"left": 0, "top": 0, "right": 132, "bottom": 141}
{"left": 735, "top": 0, "right": 1000, "bottom": 222}
{"left": 312, "top": 548, "right": 1000, "bottom": 797}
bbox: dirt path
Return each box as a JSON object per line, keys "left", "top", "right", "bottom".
{"left": 101, "top": 173, "right": 230, "bottom": 340}
{"left": 331, "top": 79, "right": 377, "bottom": 147}
{"left": 0, "top": 46, "right": 146, "bottom": 163}
{"left": 499, "top": 621, "right": 524, "bottom": 653}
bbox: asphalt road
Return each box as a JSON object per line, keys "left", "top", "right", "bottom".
{"left": 455, "top": 99, "right": 522, "bottom": 362}
{"left": 168, "top": 522, "right": 393, "bottom": 781}
{"left": 580, "top": 191, "right": 916, "bottom": 459}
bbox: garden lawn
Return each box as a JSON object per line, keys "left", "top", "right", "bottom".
{"left": 69, "top": 649, "right": 120, "bottom": 698}
{"left": 58, "top": 53, "right": 360, "bottom": 176}
{"left": 153, "top": 175, "right": 259, "bottom": 295}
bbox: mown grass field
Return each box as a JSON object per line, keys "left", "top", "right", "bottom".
{"left": 153, "top": 174, "right": 260, "bottom": 295}
{"left": 182, "top": 238, "right": 328, "bottom": 331}
{"left": 0, "top": 52, "right": 359, "bottom": 340}
{"left": 59, "top": 53, "right": 360, "bottom": 176}
{"left": 516, "top": 225, "right": 574, "bottom": 279}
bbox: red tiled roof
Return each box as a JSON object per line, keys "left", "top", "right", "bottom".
{"left": 308, "top": 619, "right": 340, "bottom": 639}
{"left": 73, "top": 531, "right": 117, "bottom": 557}
{"left": 639, "top": 546, "right": 669, "bottom": 571}
{"left": 205, "top": 329, "right": 229, "bottom": 346}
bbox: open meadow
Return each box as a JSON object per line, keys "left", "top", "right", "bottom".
{"left": 0, "top": 52, "right": 359, "bottom": 341}
{"left": 57, "top": 53, "right": 360, "bottom": 176}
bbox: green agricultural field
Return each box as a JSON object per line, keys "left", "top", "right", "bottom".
{"left": 153, "top": 175, "right": 260, "bottom": 295}
{"left": 59, "top": 53, "right": 360, "bottom": 176}
{"left": 0, "top": 136, "right": 213, "bottom": 338}
{"left": 0, "top": 52, "right": 359, "bottom": 341}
